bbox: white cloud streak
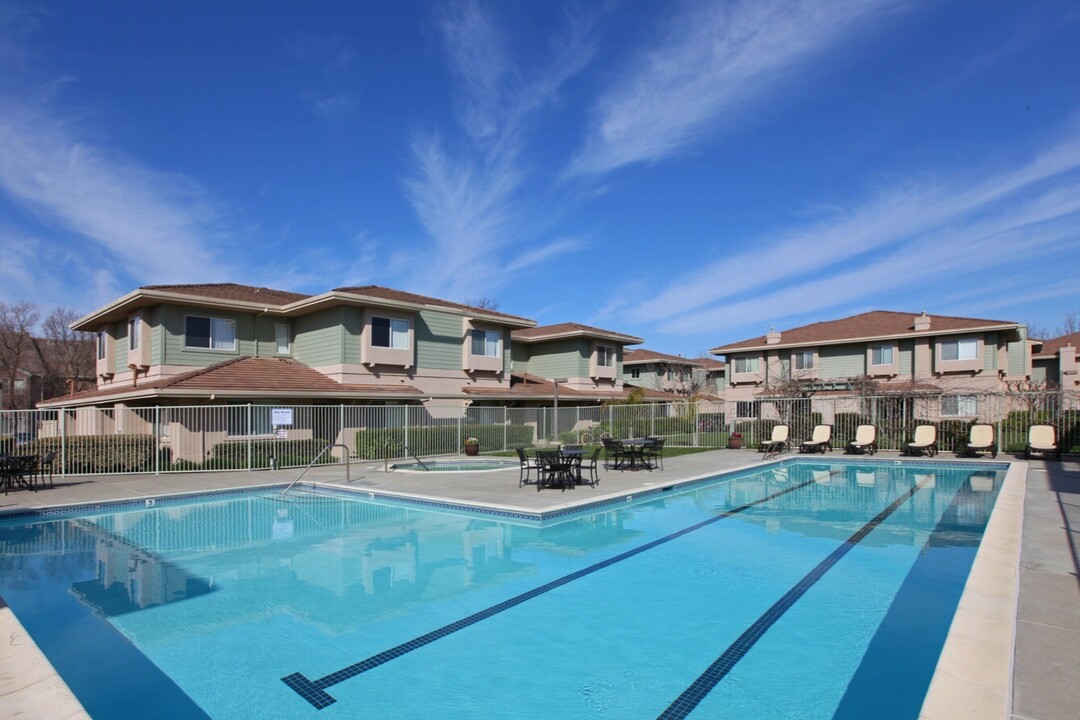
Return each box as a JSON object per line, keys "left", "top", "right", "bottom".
{"left": 0, "top": 99, "right": 233, "bottom": 295}
{"left": 644, "top": 135, "right": 1080, "bottom": 339}
{"left": 402, "top": 1, "right": 599, "bottom": 297}
{"left": 569, "top": 0, "right": 901, "bottom": 176}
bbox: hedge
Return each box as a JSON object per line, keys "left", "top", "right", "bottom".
{"left": 20, "top": 434, "right": 167, "bottom": 474}
{"left": 207, "top": 438, "right": 332, "bottom": 470}
{"left": 354, "top": 423, "right": 534, "bottom": 459}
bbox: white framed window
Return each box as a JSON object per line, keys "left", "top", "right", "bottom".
{"left": 128, "top": 314, "right": 140, "bottom": 351}
{"left": 871, "top": 345, "right": 893, "bottom": 365}
{"left": 942, "top": 395, "right": 978, "bottom": 417}
{"left": 940, "top": 338, "right": 978, "bottom": 361}
{"left": 226, "top": 406, "right": 273, "bottom": 437}
{"left": 372, "top": 316, "right": 409, "bottom": 349}
{"left": 97, "top": 332, "right": 106, "bottom": 360}
{"left": 792, "top": 350, "right": 814, "bottom": 370}
{"left": 597, "top": 345, "right": 615, "bottom": 367}
{"left": 185, "top": 316, "right": 237, "bottom": 351}
{"left": 733, "top": 356, "right": 759, "bottom": 374}
{"left": 275, "top": 323, "right": 290, "bottom": 354}
{"left": 471, "top": 329, "right": 500, "bottom": 358}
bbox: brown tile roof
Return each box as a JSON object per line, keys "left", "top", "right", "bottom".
{"left": 511, "top": 323, "right": 643, "bottom": 343}
{"left": 695, "top": 357, "right": 725, "bottom": 370}
{"left": 333, "top": 285, "right": 533, "bottom": 323}
{"left": 712, "top": 311, "right": 1018, "bottom": 353}
{"left": 141, "top": 283, "right": 310, "bottom": 305}
{"left": 1033, "top": 331, "right": 1080, "bottom": 358}
{"left": 623, "top": 349, "right": 704, "bottom": 366}
{"left": 39, "top": 357, "right": 421, "bottom": 406}
{"left": 462, "top": 373, "right": 680, "bottom": 401}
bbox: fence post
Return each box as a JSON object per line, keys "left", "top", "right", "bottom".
{"left": 61, "top": 406, "right": 67, "bottom": 478}
{"left": 404, "top": 405, "right": 410, "bottom": 455}
{"left": 246, "top": 403, "right": 253, "bottom": 471}
{"left": 457, "top": 413, "right": 462, "bottom": 453}
{"left": 154, "top": 406, "right": 160, "bottom": 474}
{"left": 503, "top": 407, "right": 508, "bottom": 452}
{"left": 339, "top": 404, "right": 345, "bottom": 460}
{"left": 650, "top": 403, "right": 656, "bottom": 438}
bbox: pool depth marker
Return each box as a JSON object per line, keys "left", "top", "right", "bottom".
{"left": 656, "top": 476, "right": 932, "bottom": 720}
{"left": 282, "top": 478, "right": 817, "bottom": 709}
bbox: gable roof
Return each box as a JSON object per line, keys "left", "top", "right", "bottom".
{"left": 1033, "top": 331, "right": 1080, "bottom": 358}
{"left": 622, "top": 349, "right": 704, "bottom": 367}
{"left": 73, "top": 283, "right": 536, "bottom": 330}
{"left": 38, "top": 356, "right": 422, "bottom": 408}
{"left": 710, "top": 311, "right": 1019, "bottom": 354}
{"left": 694, "top": 357, "right": 725, "bottom": 370}
{"left": 511, "top": 323, "right": 643, "bottom": 345}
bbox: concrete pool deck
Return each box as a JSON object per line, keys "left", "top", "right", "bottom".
{"left": 0, "top": 448, "right": 1075, "bottom": 719}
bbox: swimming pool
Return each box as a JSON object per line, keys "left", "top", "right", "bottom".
{"left": 0, "top": 459, "right": 1007, "bottom": 719}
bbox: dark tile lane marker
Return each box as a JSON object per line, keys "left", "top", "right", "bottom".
{"left": 657, "top": 476, "right": 932, "bottom": 720}
{"left": 283, "top": 479, "right": 818, "bottom": 709}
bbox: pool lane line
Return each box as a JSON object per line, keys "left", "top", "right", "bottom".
{"left": 282, "top": 478, "right": 818, "bottom": 710}
{"left": 656, "top": 476, "right": 932, "bottom": 720}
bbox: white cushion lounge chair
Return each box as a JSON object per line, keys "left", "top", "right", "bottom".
{"left": 963, "top": 423, "right": 996, "bottom": 458}
{"left": 1025, "top": 425, "right": 1061, "bottom": 460}
{"left": 758, "top": 424, "right": 791, "bottom": 454}
{"left": 905, "top": 425, "right": 937, "bottom": 457}
{"left": 799, "top": 425, "right": 832, "bottom": 454}
{"left": 846, "top": 425, "right": 878, "bottom": 455}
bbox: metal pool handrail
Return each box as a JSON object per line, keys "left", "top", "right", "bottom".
{"left": 279, "top": 444, "right": 351, "bottom": 498}
{"left": 384, "top": 440, "right": 429, "bottom": 472}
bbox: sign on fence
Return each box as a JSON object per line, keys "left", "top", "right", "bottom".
{"left": 271, "top": 408, "right": 293, "bottom": 426}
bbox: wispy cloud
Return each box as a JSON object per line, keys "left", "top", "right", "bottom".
{"left": 636, "top": 131, "right": 1080, "bottom": 340}
{"left": 568, "top": 0, "right": 901, "bottom": 176}
{"left": 0, "top": 99, "right": 235, "bottom": 297}
{"left": 402, "top": 1, "right": 600, "bottom": 297}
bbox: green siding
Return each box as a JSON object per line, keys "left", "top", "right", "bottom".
{"left": 1008, "top": 326, "right": 1027, "bottom": 376}
{"left": 818, "top": 344, "right": 865, "bottom": 378}
{"left": 983, "top": 332, "right": 998, "bottom": 371}
{"left": 1031, "top": 363, "right": 1049, "bottom": 383}
{"left": 342, "top": 308, "right": 362, "bottom": 364}
{"left": 416, "top": 310, "right": 462, "bottom": 370}
{"left": 114, "top": 321, "right": 128, "bottom": 373}
{"left": 503, "top": 330, "right": 512, "bottom": 374}
{"left": 150, "top": 307, "right": 164, "bottom": 365}
{"left": 898, "top": 340, "right": 914, "bottom": 376}
{"left": 524, "top": 339, "right": 588, "bottom": 379}
{"left": 159, "top": 305, "right": 256, "bottom": 366}
{"left": 293, "top": 308, "right": 345, "bottom": 366}
{"left": 511, "top": 342, "right": 529, "bottom": 372}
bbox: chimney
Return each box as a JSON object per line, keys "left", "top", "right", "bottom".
{"left": 766, "top": 327, "right": 781, "bottom": 345}
{"left": 914, "top": 312, "right": 931, "bottom": 332}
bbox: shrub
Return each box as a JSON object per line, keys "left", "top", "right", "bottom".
{"left": 0, "top": 435, "right": 14, "bottom": 456}
{"left": 209, "top": 438, "right": 331, "bottom": 469}
{"left": 20, "top": 434, "right": 159, "bottom": 474}
{"left": 354, "top": 424, "right": 533, "bottom": 459}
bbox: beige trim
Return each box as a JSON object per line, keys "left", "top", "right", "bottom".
{"left": 710, "top": 323, "right": 1019, "bottom": 355}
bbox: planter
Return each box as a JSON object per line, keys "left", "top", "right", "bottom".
{"left": 727, "top": 437, "right": 743, "bottom": 449}
{"left": 464, "top": 444, "right": 479, "bottom": 456}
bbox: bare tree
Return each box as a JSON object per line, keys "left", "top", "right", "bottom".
{"left": 639, "top": 360, "right": 715, "bottom": 398}
{"left": 0, "top": 301, "right": 40, "bottom": 408}
{"left": 1027, "top": 309, "right": 1079, "bottom": 339}
{"left": 41, "top": 306, "right": 96, "bottom": 398}
{"left": 463, "top": 296, "right": 500, "bottom": 311}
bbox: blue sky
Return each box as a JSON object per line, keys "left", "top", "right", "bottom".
{"left": 0, "top": 0, "right": 1078, "bottom": 355}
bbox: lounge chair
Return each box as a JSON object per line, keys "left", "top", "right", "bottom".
{"left": 963, "top": 423, "right": 996, "bottom": 458}
{"left": 799, "top": 425, "right": 832, "bottom": 454}
{"left": 846, "top": 425, "right": 878, "bottom": 455}
{"left": 758, "top": 425, "right": 791, "bottom": 454}
{"left": 1025, "top": 425, "right": 1061, "bottom": 460}
{"left": 904, "top": 425, "right": 937, "bottom": 456}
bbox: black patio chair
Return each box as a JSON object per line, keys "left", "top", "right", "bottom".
{"left": 642, "top": 438, "right": 666, "bottom": 470}
{"left": 38, "top": 451, "right": 57, "bottom": 489}
{"left": 577, "top": 447, "right": 602, "bottom": 486}
{"left": 515, "top": 447, "right": 540, "bottom": 487}
{"left": 601, "top": 438, "right": 627, "bottom": 469}
{"left": 535, "top": 450, "right": 573, "bottom": 491}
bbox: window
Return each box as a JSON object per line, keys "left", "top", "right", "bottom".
{"left": 630, "top": 367, "right": 640, "bottom": 379}
{"left": 372, "top": 316, "right": 409, "bottom": 349}
{"left": 942, "top": 395, "right": 978, "bottom": 417}
{"left": 275, "top": 323, "right": 290, "bottom": 354}
{"left": 471, "top": 329, "right": 500, "bottom": 357}
{"left": 226, "top": 406, "right": 273, "bottom": 437}
{"left": 940, "top": 338, "right": 978, "bottom": 361}
{"left": 185, "top": 316, "right": 237, "bottom": 351}
{"left": 597, "top": 345, "right": 615, "bottom": 367}
{"left": 871, "top": 345, "right": 893, "bottom": 365}
{"left": 97, "top": 332, "right": 106, "bottom": 360}
{"left": 792, "top": 350, "right": 814, "bottom": 370}
{"left": 736, "top": 401, "right": 760, "bottom": 419}
{"left": 128, "top": 314, "right": 140, "bottom": 351}
{"left": 733, "top": 356, "right": 759, "bottom": 374}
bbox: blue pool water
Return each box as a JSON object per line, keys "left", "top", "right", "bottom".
{"left": 0, "top": 460, "right": 1006, "bottom": 719}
